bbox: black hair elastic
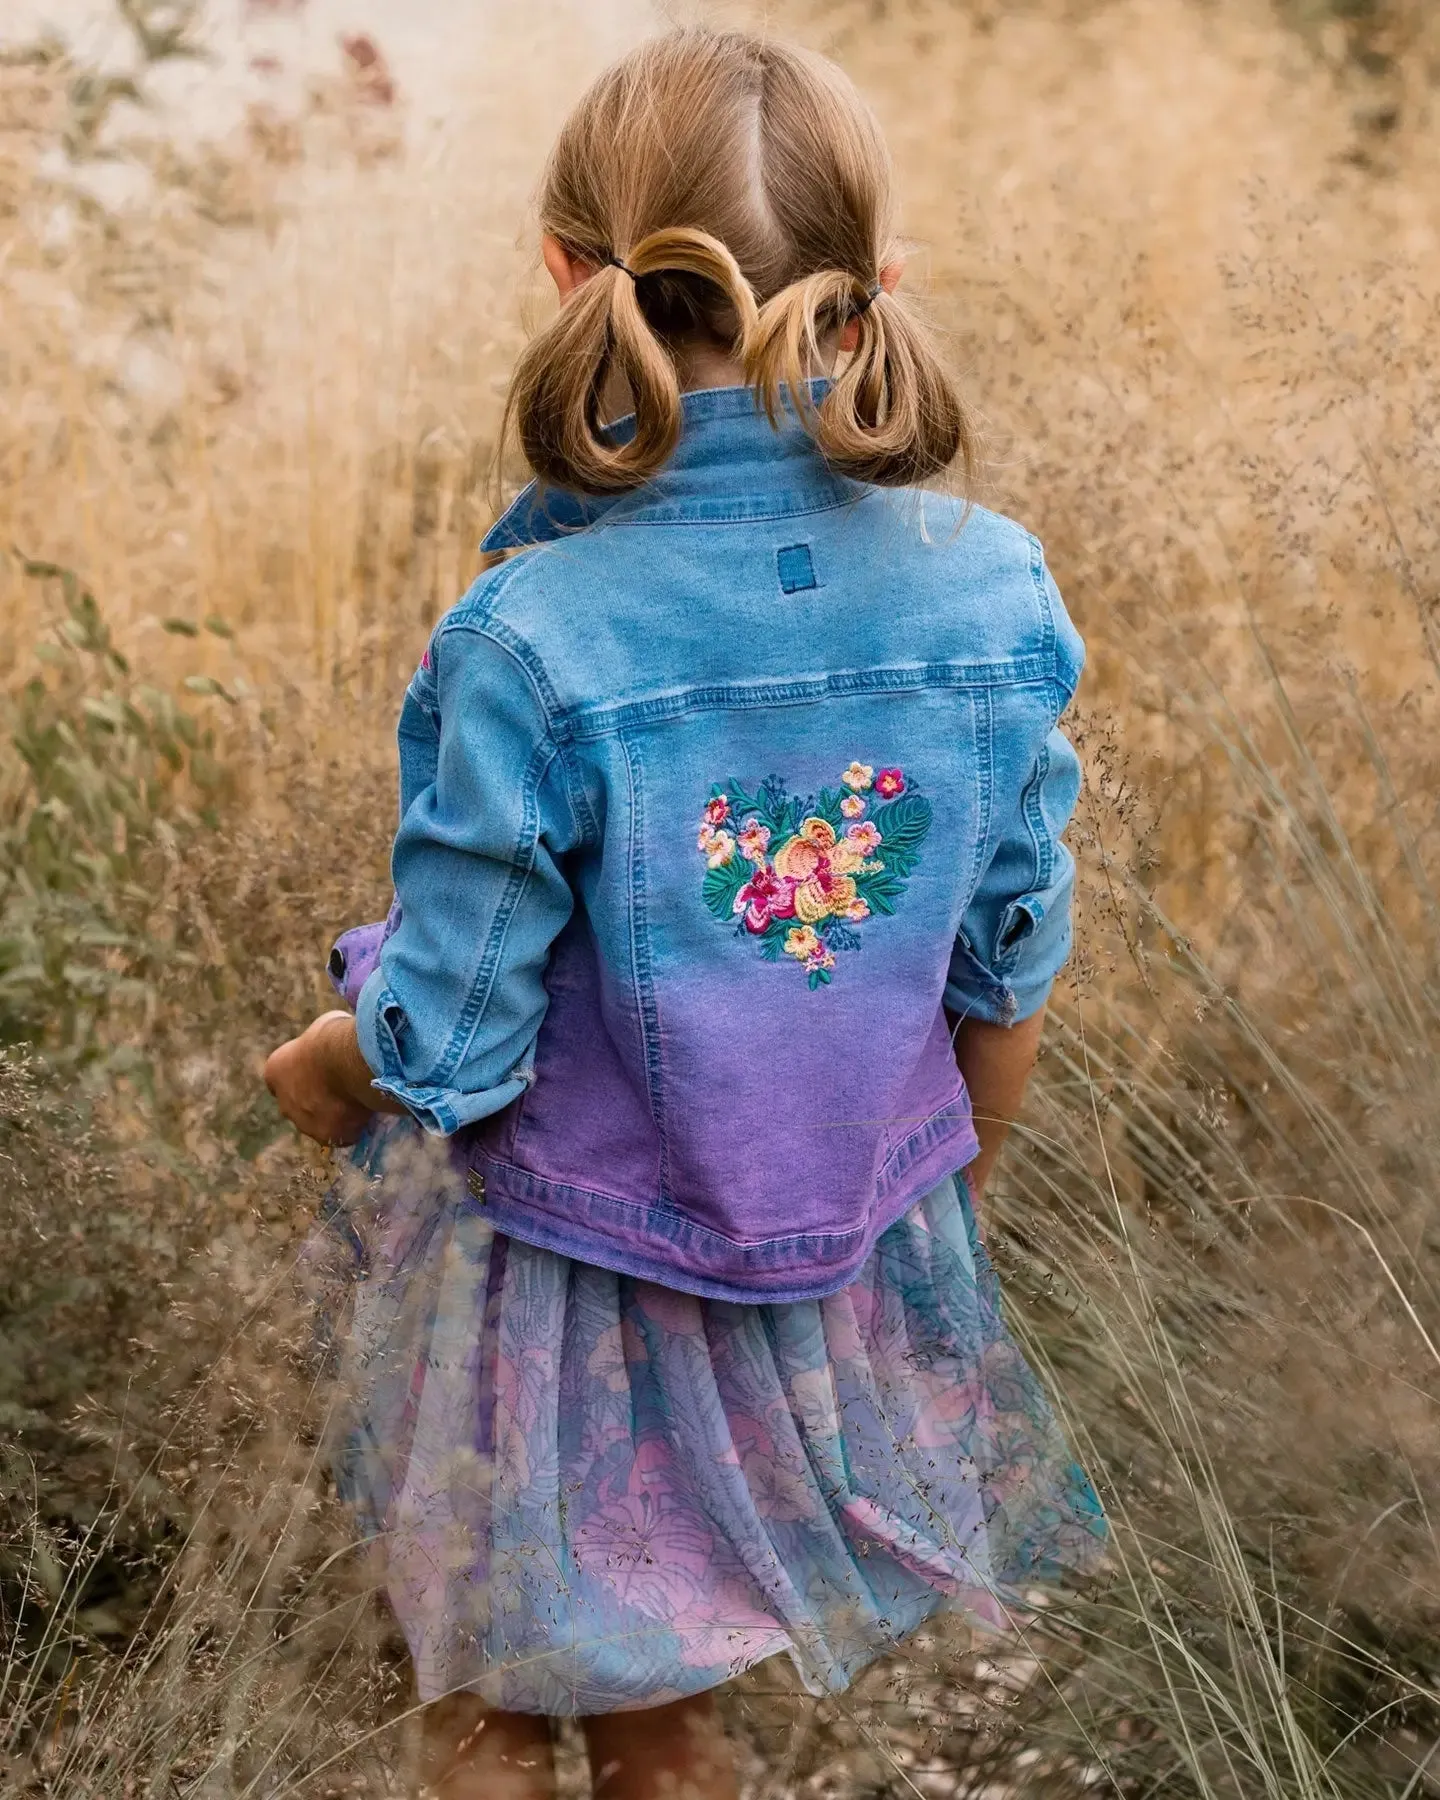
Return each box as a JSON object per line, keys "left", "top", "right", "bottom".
{"left": 854, "top": 280, "right": 883, "bottom": 316}
{"left": 604, "top": 253, "right": 639, "bottom": 280}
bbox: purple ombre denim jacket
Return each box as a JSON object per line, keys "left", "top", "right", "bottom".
{"left": 330, "top": 386, "right": 1084, "bottom": 1303}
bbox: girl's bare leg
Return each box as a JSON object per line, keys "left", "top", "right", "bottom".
{"left": 583, "top": 1692, "right": 739, "bottom": 1800}
{"left": 413, "top": 1694, "right": 555, "bottom": 1800}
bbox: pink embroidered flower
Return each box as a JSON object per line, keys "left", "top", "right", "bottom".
{"left": 734, "top": 864, "right": 797, "bottom": 933}
{"left": 840, "top": 793, "right": 866, "bottom": 819}
{"left": 844, "top": 898, "right": 871, "bottom": 922}
{"left": 841, "top": 761, "right": 874, "bottom": 791}
{"left": 874, "top": 767, "right": 906, "bottom": 798}
{"left": 844, "top": 821, "right": 883, "bottom": 854}
{"left": 736, "top": 818, "right": 771, "bottom": 863}
{"left": 805, "top": 946, "right": 836, "bottom": 974}
{"left": 703, "top": 794, "right": 730, "bottom": 827}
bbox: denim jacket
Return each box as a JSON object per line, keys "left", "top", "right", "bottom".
{"left": 335, "top": 386, "right": 1084, "bottom": 1303}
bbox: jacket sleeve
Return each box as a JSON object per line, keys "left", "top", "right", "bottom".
{"left": 354, "top": 621, "right": 580, "bottom": 1134}
{"left": 944, "top": 558, "right": 1085, "bottom": 1026}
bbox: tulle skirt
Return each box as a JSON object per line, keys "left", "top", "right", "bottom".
{"left": 306, "top": 1118, "right": 1104, "bottom": 1715}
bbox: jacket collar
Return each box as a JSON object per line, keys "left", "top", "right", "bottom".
{"left": 480, "top": 382, "right": 851, "bottom": 553}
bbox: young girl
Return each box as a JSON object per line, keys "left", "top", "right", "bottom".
{"left": 265, "top": 28, "right": 1104, "bottom": 1800}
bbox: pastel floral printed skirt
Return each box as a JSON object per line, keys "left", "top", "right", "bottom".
{"left": 307, "top": 1118, "right": 1105, "bottom": 1716}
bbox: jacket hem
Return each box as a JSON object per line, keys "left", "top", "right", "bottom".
{"left": 464, "top": 1104, "right": 981, "bottom": 1304}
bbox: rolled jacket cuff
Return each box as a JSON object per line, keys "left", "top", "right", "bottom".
{"left": 368, "top": 1073, "right": 530, "bottom": 1137}
{"left": 944, "top": 917, "right": 1071, "bottom": 1026}
{"left": 355, "top": 967, "right": 529, "bottom": 1137}
{"left": 942, "top": 971, "right": 1054, "bottom": 1026}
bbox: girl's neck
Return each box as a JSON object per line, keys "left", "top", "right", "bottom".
{"left": 674, "top": 340, "right": 749, "bottom": 392}
{"left": 600, "top": 340, "right": 747, "bottom": 421}
{"left": 603, "top": 329, "right": 840, "bottom": 420}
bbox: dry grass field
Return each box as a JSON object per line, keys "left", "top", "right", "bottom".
{"left": 1, "top": 0, "right": 1438, "bottom": 1794}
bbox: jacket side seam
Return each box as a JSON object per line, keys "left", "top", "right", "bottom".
{"left": 1020, "top": 738, "right": 1054, "bottom": 893}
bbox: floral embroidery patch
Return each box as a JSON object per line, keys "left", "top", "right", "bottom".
{"left": 696, "top": 763, "right": 933, "bottom": 988}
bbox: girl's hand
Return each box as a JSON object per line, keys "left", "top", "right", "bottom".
{"left": 264, "top": 1011, "right": 383, "bottom": 1146}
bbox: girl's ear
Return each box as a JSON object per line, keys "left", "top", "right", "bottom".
{"left": 838, "top": 258, "right": 905, "bottom": 355}
{"left": 542, "top": 233, "right": 596, "bottom": 302}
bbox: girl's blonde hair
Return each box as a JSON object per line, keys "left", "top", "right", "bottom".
{"left": 504, "top": 28, "right": 974, "bottom": 496}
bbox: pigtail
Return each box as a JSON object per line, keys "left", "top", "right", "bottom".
{"left": 745, "top": 271, "right": 976, "bottom": 489}
{"left": 506, "top": 225, "right": 759, "bottom": 497}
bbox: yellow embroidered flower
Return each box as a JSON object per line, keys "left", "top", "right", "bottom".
{"left": 841, "top": 761, "right": 874, "bottom": 791}
{"left": 773, "top": 837, "right": 813, "bottom": 880}
{"left": 784, "top": 926, "right": 822, "bottom": 961}
{"left": 704, "top": 830, "right": 736, "bottom": 868}
{"left": 792, "top": 883, "right": 824, "bottom": 924}
{"left": 794, "top": 873, "right": 857, "bottom": 922}
{"left": 774, "top": 817, "right": 838, "bottom": 878}
{"left": 826, "top": 838, "right": 866, "bottom": 876}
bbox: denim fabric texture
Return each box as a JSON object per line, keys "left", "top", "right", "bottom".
{"left": 349, "top": 384, "right": 1084, "bottom": 1302}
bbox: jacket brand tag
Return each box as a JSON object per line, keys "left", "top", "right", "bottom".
{"left": 776, "top": 543, "right": 818, "bottom": 594}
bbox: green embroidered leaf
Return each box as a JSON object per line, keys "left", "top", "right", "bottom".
{"left": 724, "top": 779, "right": 790, "bottom": 839}
{"left": 702, "top": 860, "right": 747, "bottom": 920}
{"left": 813, "top": 786, "right": 844, "bottom": 831}
{"left": 869, "top": 793, "right": 932, "bottom": 877}
{"left": 870, "top": 791, "right": 932, "bottom": 852}
{"left": 856, "top": 868, "right": 907, "bottom": 915}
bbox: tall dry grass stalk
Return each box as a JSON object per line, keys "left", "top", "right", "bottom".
{"left": 1, "top": 0, "right": 1438, "bottom": 1794}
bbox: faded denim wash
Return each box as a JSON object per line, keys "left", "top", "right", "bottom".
{"left": 342, "top": 385, "right": 1084, "bottom": 1302}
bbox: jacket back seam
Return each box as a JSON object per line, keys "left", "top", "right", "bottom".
{"left": 620, "top": 733, "right": 673, "bottom": 1201}
{"left": 970, "top": 686, "right": 996, "bottom": 905}
{"left": 551, "top": 661, "right": 1055, "bottom": 743}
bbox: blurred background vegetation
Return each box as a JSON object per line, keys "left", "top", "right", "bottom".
{"left": 0, "top": 0, "right": 1437, "bottom": 1794}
